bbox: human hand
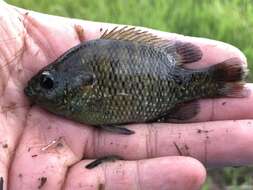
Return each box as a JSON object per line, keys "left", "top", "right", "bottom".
{"left": 0, "top": 1, "right": 252, "bottom": 190}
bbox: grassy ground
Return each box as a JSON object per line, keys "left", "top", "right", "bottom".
{"left": 6, "top": 0, "right": 253, "bottom": 189}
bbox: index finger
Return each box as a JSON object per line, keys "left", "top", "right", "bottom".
{"left": 70, "top": 21, "right": 250, "bottom": 122}
{"left": 18, "top": 9, "right": 250, "bottom": 122}
{"left": 70, "top": 20, "right": 247, "bottom": 68}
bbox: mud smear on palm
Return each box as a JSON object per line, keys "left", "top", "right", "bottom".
{"left": 38, "top": 176, "right": 47, "bottom": 189}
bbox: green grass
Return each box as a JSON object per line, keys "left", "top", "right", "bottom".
{"left": 6, "top": 0, "right": 253, "bottom": 189}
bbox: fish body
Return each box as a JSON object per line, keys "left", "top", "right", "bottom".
{"left": 24, "top": 27, "right": 247, "bottom": 134}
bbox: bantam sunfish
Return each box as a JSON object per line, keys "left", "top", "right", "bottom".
{"left": 24, "top": 27, "right": 247, "bottom": 135}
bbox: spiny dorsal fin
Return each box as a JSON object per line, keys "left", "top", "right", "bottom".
{"left": 100, "top": 26, "right": 174, "bottom": 49}
{"left": 100, "top": 26, "right": 202, "bottom": 65}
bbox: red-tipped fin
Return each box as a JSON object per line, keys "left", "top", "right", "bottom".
{"left": 211, "top": 57, "right": 248, "bottom": 82}
{"left": 210, "top": 57, "right": 248, "bottom": 98}
{"left": 174, "top": 42, "right": 203, "bottom": 64}
{"left": 218, "top": 82, "right": 249, "bottom": 98}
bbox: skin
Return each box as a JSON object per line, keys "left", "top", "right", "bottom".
{"left": 0, "top": 1, "right": 252, "bottom": 189}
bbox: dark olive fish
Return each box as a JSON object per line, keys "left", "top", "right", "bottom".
{"left": 24, "top": 27, "right": 247, "bottom": 135}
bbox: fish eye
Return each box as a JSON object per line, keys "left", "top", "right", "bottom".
{"left": 40, "top": 71, "right": 54, "bottom": 90}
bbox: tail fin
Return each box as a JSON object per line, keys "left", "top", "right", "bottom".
{"left": 210, "top": 57, "right": 248, "bottom": 98}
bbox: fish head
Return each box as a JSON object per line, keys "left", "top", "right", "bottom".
{"left": 24, "top": 61, "right": 96, "bottom": 113}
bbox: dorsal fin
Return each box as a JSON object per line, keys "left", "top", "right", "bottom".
{"left": 100, "top": 26, "right": 173, "bottom": 49}
{"left": 100, "top": 26, "right": 202, "bottom": 65}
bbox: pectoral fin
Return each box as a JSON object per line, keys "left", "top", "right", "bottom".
{"left": 85, "top": 155, "right": 123, "bottom": 169}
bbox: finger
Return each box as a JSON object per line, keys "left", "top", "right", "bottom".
{"left": 64, "top": 157, "right": 206, "bottom": 190}
{"left": 68, "top": 21, "right": 247, "bottom": 67}
{"left": 68, "top": 21, "right": 251, "bottom": 122}
{"left": 9, "top": 107, "right": 92, "bottom": 190}
{"left": 70, "top": 20, "right": 251, "bottom": 122}
{"left": 13, "top": 6, "right": 250, "bottom": 123}
{"left": 0, "top": 81, "right": 28, "bottom": 190}
{"left": 84, "top": 120, "right": 253, "bottom": 168}
{"left": 9, "top": 105, "right": 250, "bottom": 189}
{"left": 62, "top": 18, "right": 247, "bottom": 67}
{"left": 0, "top": 3, "right": 31, "bottom": 189}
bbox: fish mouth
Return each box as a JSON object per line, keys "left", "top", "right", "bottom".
{"left": 24, "top": 85, "right": 35, "bottom": 98}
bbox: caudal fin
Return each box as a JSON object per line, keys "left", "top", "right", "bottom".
{"left": 210, "top": 57, "right": 248, "bottom": 97}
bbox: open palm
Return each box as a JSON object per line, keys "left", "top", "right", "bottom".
{"left": 1, "top": 2, "right": 253, "bottom": 190}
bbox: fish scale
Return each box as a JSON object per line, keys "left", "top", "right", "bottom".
{"left": 85, "top": 41, "right": 172, "bottom": 122}
{"left": 94, "top": 45, "right": 175, "bottom": 123}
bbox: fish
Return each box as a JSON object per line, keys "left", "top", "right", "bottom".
{"left": 24, "top": 26, "right": 247, "bottom": 135}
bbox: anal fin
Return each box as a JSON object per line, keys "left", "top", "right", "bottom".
{"left": 156, "top": 101, "right": 200, "bottom": 123}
